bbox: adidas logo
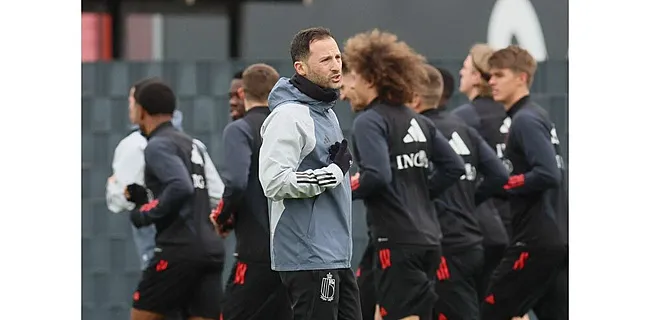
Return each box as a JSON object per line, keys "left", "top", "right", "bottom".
{"left": 403, "top": 119, "right": 427, "bottom": 143}
{"left": 500, "top": 117, "right": 512, "bottom": 134}
{"left": 448, "top": 132, "right": 471, "bottom": 156}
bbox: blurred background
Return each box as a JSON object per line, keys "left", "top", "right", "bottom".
{"left": 81, "top": 0, "right": 568, "bottom": 319}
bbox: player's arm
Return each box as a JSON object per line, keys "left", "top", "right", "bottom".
{"left": 259, "top": 106, "right": 343, "bottom": 202}
{"left": 106, "top": 134, "right": 146, "bottom": 213}
{"left": 423, "top": 118, "right": 465, "bottom": 198}
{"left": 350, "top": 110, "right": 392, "bottom": 200}
{"left": 130, "top": 138, "right": 195, "bottom": 227}
{"left": 504, "top": 113, "right": 562, "bottom": 195}
{"left": 452, "top": 103, "right": 482, "bottom": 131}
{"left": 469, "top": 127, "right": 509, "bottom": 205}
{"left": 215, "top": 121, "right": 252, "bottom": 222}
{"left": 193, "top": 139, "right": 224, "bottom": 208}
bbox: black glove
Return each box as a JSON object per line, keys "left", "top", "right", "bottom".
{"left": 214, "top": 200, "right": 235, "bottom": 226}
{"left": 328, "top": 141, "right": 341, "bottom": 162}
{"left": 130, "top": 209, "right": 152, "bottom": 228}
{"left": 332, "top": 139, "right": 352, "bottom": 175}
{"left": 126, "top": 184, "right": 149, "bottom": 206}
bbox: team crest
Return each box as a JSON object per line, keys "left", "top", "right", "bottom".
{"left": 320, "top": 272, "right": 336, "bottom": 302}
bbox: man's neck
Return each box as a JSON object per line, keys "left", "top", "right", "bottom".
{"left": 504, "top": 89, "right": 530, "bottom": 111}
{"left": 416, "top": 104, "right": 436, "bottom": 114}
{"left": 466, "top": 88, "right": 480, "bottom": 101}
{"left": 143, "top": 116, "right": 172, "bottom": 135}
{"left": 245, "top": 101, "right": 268, "bottom": 111}
{"left": 364, "top": 92, "right": 379, "bottom": 107}
{"left": 439, "top": 98, "right": 449, "bottom": 108}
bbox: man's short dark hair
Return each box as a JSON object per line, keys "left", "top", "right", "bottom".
{"left": 233, "top": 70, "right": 243, "bottom": 80}
{"left": 132, "top": 77, "right": 162, "bottom": 99}
{"left": 290, "top": 27, "right": 334, "bottom": 63}
{"left": 437, "top": 67, "right": 455, "bottom": 101}
{"left": 136, "top": 81, "right": 176, "bottom": 116}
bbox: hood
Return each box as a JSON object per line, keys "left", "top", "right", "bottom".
{"left": 268, "top": 77, "right": 338, "bottom": 112}
{"left": 129, "top": 110, "right": 184, "bottom": 132}
{"left": 171, "top": 110, "right": 183, "bottom": 131}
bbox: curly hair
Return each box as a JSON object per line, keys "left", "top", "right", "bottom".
{"left": 343, "top": 29, "right": 427, "bottom": 106}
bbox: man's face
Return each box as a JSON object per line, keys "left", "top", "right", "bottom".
{"left": 343, "top": 70, "right": 374, "bottom": 112}
{"left": 297, "top": 37, "right": 342, "bottom": 89}
{"left": 128, "top": 87, "right": 139, "bottom": 124}
{"left": 459, "top": 55, "right": 479, "bottom": 95}
{"left": 229, "top": 79, "right": 245, "bottom": 120}
{"left": 488, "top": 67, "right": 527, "bottom": 105}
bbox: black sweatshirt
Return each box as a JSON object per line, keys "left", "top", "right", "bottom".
{"left": 421, "top": 108, "right": 509, "bottom": 253}
{"left": 218, "top": 106, "right": 272, "bottom": 262}
{"left": 452, "top": 97, "right": 512, "bottom": 245}
{"left": 351, "top": 99, "right": 465, "bottom": 247}
{"left": 501, "top": 96, "right": 568, "bottom": 246}
{"left": 134, "top": 121, "right": 224, "bottom": 260}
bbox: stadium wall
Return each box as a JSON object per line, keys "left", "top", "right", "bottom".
{"left": 81, "top": 59, "right": 568, "bottom": 319}
{"left": 82, "top": 0, "right": 567, "bottom": 62}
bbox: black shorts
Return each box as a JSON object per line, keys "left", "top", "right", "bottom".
{"left": 477, "top": 244, "right": 507, "bottom": 299}
{"left": 279, "top": 268, "right": 362, "bottom": 320}
{"left": 355, "top": 240, "right": 377, "bottom": 320}
{"left": 434, "top": 246, "right": 484, "bottom": 320}
{"left": 132, "top": 246, "right": 224, "bottom": 319}
{"left": 374, "top": 244, "right": 440, "bottom": 320}
{"left": 221, "top": 259, "right": 292, "bottom": 320}
{"left": 480, "top": 244, "right": 568, "bottom": 320}
{"left": 533, "top": 266, "right": 568, "bottom": 320}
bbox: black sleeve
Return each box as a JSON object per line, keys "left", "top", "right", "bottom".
{"left": 351, "top": 110, "right": 392, "bottom": 200}
{"left": 136, "top": 138, "right": 195, "bottom": 223}
{"left": 506, "top": 113, "right": 562, "bottom": 195}
{"left": 218, "top": 121, "right": 253, "bottom": 220}
{"left": 422, "top": 118, "right": 465, "bottom": 198}
{"left": 470, "top": 127, "right": 509, "bottom": 205}
{"left": 452, "top": 104, "right": 481, "bottom": 131}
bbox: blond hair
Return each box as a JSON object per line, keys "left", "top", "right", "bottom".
{"left": 469, "top": 43, "right": 495, "bottom": 97}
{"left": 419, "top": 64, "right": 443, "bottom": 108}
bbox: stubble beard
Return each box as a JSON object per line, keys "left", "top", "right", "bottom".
{"left": 306, "top": 70, "right": 334, "bottom": 89}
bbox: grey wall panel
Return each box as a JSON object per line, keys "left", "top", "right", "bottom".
{"left": 82, "top": 60, "right": 567, "bottom": 319}
{"left": 239, "top": 0, "right": 567, "bottom": 61}
{"left": 545, "top": 61, "right": 569, "bottom": 94}
{"left": 193, "top": 96, "right": 218, "bottom": 133}
{"left": 162, "top": 15, "right": 229, "bottom": 61}
{"left": 209, "top": 62, "right": 242, "bottom": 96}
{"left": 91, "top": 98, "right": 112, "bottom": 133}
{"left": 83, "top": 64, "right": 97, "bottom": 96}
{"left": 177, "top": 62, "right": 199, "bottom": 96}
{"left": 107, "top": 63, "right": 131, "bottom": 97}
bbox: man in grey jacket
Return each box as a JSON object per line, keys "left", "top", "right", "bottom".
{"left": 258, "top": 27, "right": 362, "bottom": 320}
